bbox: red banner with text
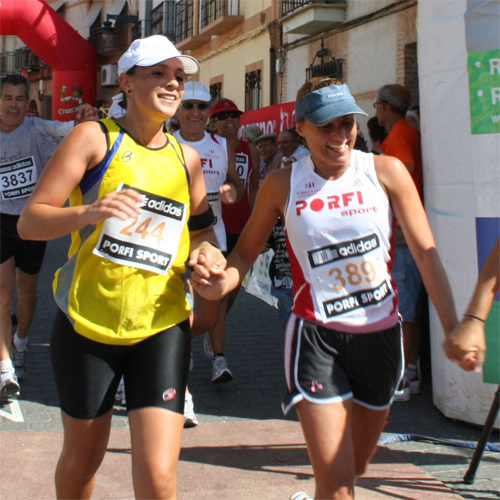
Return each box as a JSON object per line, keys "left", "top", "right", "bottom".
{"left": 239, "top": 101, "right": 296, "bottom": 137}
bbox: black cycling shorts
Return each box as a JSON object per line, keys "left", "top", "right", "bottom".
{"left": 0, "top": 213, "right": 46, "bottom": 274}
{"left": 51, "top": 309, "right": 191, "bottom": 419}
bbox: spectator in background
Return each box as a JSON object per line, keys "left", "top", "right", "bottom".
{"left": 375, "top": 83, "right": 424, "bottom": 402}
{"left": 242, "top": 124, "right": 263, "bottom": 145}
{"left": 406, "top": 104, "right": 420, "bottom": 132}
{"left": 277, "top": 127, "right": 309, "bottom": 168}
{"left": 254, "top": 133, "right": 282, "bottom": 183}
{"left": 0, "top": 74, "right": 97, "bottom": 400}
{"left": 367, "top": 116, "right": 388, "bottom": 154}
{"left": 174, "top": 82, "right": 244, "bottom": 390}
{"left": 354, "top": 129, "right": 369, "bottom": 152}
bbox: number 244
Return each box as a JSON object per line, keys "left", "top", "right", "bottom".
{"left": 120, "top": 217, "right": 165, "bottom": 244}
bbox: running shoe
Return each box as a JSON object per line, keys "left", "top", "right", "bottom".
{"left": 408, "top": 372, "right": 421, "bottom": 395}
{"left": 211, "top": 355, "right": 233, "bottom": 384}
{"left": 394, "top": 378, "right": 411, "bottom": 402}
{"left": 0, "top": 367, "right": 20, "bottom": 400}
{"left": 115, "top": 376, "right": 126, "bottom": 405}
{"left": 203, "top": 332, "right": 214, "bottom": 359}
{"left": 290, "top": 493, "right": 313, "bottom": 500}
{"left": 184, "top": 392, "right": 199, "bottom": 428}
{"left": 12, "top": 343, "right": 27, "bottom": 381}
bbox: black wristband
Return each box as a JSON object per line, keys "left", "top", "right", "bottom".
{"left": 188, "top": 206, "right": 214, "bottom": 231}
{"left": 463, "top": 314, "right": 486, "bottom": 323}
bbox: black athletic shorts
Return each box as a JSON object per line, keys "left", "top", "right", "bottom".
{"left": 51, "top": 309, "right": 191, "bottom": 419}
{"left": 282, "top": 314, "right": 404, "bottom": 414}
{"left": 0, "top": 213, "right": 47, "bottom": 274}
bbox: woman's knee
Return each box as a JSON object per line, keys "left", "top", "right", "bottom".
{"left": 133, "top": 462, "right": 177, "bottom": 498}
{"left": 57, "top": 446, "right": 105, "bottom": 481}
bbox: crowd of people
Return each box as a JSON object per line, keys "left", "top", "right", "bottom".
{"left": 1, "top": 33, "right": 496, "bottom": 500}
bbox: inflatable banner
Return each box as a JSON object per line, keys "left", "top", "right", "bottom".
{"left": 0, "top": 0, "right": 97, "bottom": 121}
{"left": 419, "top": 0, "right": 500, "bottom": 426}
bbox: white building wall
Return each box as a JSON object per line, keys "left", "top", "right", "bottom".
{"left": 346, "top": 0, "right": 395, "bottom": 20}
{"left": 347, "top": 15, "right": 398, "bottom": 93}
{"left": 286, "top": 44, "right": 310, "bottom": 104}
{"left": 240, "top": 0, "right": 273, "bottom": 18}
{"left": 199, "top": 31, "right": 270, "bottom": 108}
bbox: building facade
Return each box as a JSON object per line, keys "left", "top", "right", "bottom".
{"left": 1, "top": 0, "right": 418, "bottom": 139}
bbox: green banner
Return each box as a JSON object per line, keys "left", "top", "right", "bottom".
{"left": 467, "top": 49, "right": 500, "bottom": 135}
{"left": 484, "top": 301, "right": 500, "bottom": 384}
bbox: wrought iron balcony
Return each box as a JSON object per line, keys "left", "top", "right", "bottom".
{"left": 199, "top": 0, "right": 243, "bottom": 37}
{"left": 175, "top": 0, "right": 211, "bottom": 51}
{"left": 0, "top": 52, "right": 16, "bottom": 77}
{"left": 306, "top": 59, "right": 343, "bottom": 81}
{"left": 15, "top": 47, "right": 44, "bottom": 72}
{"left": 282, "top": 0, "right": 346, "bottom": 16}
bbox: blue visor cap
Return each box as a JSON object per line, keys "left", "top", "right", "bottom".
{"left": 295, "top": 84, "right": 367, "bottom": 125}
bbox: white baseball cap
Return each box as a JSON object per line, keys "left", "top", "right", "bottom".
{"left": 182, "top": 81, "right": 211, "bottom": 102}
{"left": 118, "top": 35, "right": 200, "bottom": 76}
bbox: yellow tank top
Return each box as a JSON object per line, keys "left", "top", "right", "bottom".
{"left": 53, "top": 119, "right": 191, "bottom": 345}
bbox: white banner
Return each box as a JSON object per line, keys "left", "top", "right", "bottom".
{"left": 419, "top": 0, "right": 500, "bottom": 427}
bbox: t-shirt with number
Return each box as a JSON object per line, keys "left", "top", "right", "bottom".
{"left": 284, "top": 150, "right": 399, "bottom": 333}
{"left": 54, "top": 119, "right": 192, "bottom": 345}
{"left": 174, "top": 130, "right": 228, "bottom": 250}
{"left": 0, "top": 117, "right": 73, "bottom": 215}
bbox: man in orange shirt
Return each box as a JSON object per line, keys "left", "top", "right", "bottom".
{"left": 375, "top": 84, "right": 424, "bottom": 402}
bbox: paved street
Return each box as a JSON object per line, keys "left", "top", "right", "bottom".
{"left": 0, "top": 237, "right": 498, "bottom": 499}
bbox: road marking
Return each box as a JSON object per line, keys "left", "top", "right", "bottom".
{"left": 0, "top": 399, "right": 24, "bottom": 422}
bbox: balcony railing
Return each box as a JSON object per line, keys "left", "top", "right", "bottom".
{"left": 175, "top": 0, "right": 195, "bottom": 42}
{"left": 306, "top": 59, "right": 343, "bottom": 81}
{"left": 0, "top": 52, "right": 16, "bottom": 77}
{"left": 0, "top": 49, "right": 46, "bottom": 77}
{"left": 15, "top": 47, "right": 44, "bottom": 71}
{"left": 199, "top": 0, "right": 241, "bottom": 32}
{"left": 282, "top": 0, "right": 346, "bottom": 17}
{"left": 149, "top": 0, "right": 177, "bottom": 40}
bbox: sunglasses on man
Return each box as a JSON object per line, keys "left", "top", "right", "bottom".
{"left": 215, "top": 111, "right": 241, "bottom": 121}
{"left": 181, "top": 102, "right": 210, "bottom": 110}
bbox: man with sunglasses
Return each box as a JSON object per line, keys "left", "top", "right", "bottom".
{"left": 174, "top": 83, "right": 244, "bottom": 388}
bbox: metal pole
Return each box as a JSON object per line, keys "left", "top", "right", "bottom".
{"left": 463, "top": 384, "right": 500, "bottom": 484}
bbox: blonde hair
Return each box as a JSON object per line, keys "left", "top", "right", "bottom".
{"left": 296, "top": 77, "right": 345, "bottom": 103}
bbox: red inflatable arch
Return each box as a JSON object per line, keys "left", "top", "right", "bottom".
{"left": 0, "top": 0, "right": 97, "bottom": 121}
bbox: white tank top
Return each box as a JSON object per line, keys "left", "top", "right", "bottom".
{"left": 174, "top": 130, "right": 228, "bottom": 250}
{"left": 284, "top": 149, "right": 399, "bottom": 333}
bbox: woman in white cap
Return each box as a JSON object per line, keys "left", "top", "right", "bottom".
{"left": 191, "top": 77, "right": 458, "bottom": 500}
{"left": 18, "top": 35, "right": 224, "bottom": 499}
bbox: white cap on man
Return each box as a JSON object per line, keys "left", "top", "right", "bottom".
{"left": 118, "top": 35, "right": 200, "bottom": 76}
{"left": 182, "top": 81, "right": 211, "bottom": 102}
